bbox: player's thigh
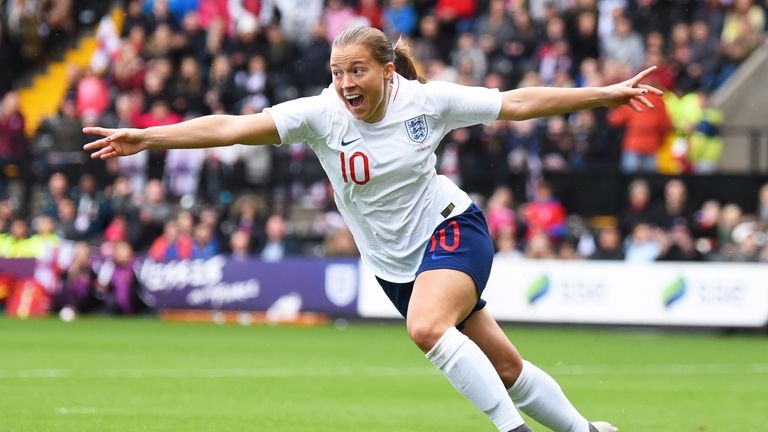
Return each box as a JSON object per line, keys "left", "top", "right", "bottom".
{"left": 407, "top": 269, "right": 477, "bottom": 342}
{"left": 461, "top": 308, "right": 523, "bottom": 388}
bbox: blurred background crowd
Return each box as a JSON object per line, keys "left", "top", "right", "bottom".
{"left": 1, "top": 0, "right": 768, "bottom": 315}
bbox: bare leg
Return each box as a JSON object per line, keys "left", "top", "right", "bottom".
{"left": 408, "top": 269, "right": 527, "bottom": 432}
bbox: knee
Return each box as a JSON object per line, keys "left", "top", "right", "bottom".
{"left": 497, "top": 362, "right": 523, "bottom": 388}
{"left": 498, "top": 356, "right": 524, "bottom": 388}
{"left": 406, "top": 319, "right": 450, "bottom": 353}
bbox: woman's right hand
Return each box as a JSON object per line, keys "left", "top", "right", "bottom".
{"left": 83, "top": 127, "right": 148, "bottom": 160}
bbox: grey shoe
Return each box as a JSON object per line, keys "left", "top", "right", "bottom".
{"left": 590, "top": 421, "right": 618, "bottom": 432}
{"left": 507, "top": 424, "right": 534, "bottom": 432}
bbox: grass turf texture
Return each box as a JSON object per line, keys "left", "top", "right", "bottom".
{"left": 0, "top": 317, "right": 765, "bottom": 431}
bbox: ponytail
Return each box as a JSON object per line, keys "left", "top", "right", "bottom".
{"left": 394, "top": 37, "right": 427, "bottom": 84}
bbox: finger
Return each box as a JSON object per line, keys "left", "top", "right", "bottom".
{"left": 90, "top": 146, "right": 114, "bottom": 159}
{"left": 100, "top": 150, "right": 119, "bottom": 160}
{"left": 639, "top": 84, "right": 663, "bottom": 95}
{"left": 83, "top": 137, "right": 110, "bottom": 151}
{"left": 635, "top": 94, "right": 654, "bottom": 109}
{"left": 627, "top": 99, "right": 643, "bottom": 112}
{"left": 632, "top": 65, "right": 658, "bottom": 84}
{"left": 82, "top": 127, "right": 115, "bottom": 137}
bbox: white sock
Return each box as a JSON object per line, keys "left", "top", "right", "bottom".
{"left": 508, "top": 360, "right": 590, "bottom": 432}
{"left": 426, "top": 327, "right": 526, "bottom": 432}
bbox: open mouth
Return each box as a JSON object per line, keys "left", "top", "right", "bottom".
{"left": 345, "top": 94, "right": 365, "bottom": 109}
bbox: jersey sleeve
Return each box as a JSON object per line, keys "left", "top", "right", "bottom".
{"left": 263, "top": 90, "right": 332, "bottom": 146}
{"left": 425, "top": 81, "right": 502, "bottom": 130}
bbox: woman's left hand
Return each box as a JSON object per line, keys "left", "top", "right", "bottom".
{"left": 603, "top": 66, "right": 664, "bottom": 112}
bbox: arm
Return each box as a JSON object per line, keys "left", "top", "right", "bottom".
{"left": 498, "top": 66, "right": 662, "bottom": 121}
{"left": 83, "top": 112, "right": 281, "bottom": 160}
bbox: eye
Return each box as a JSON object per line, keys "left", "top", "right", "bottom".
{"left": 353, "top": 68, "right": 365, "bottom": 75}
{"left": 332, "top": 70, "right": 342, "bottom": 78}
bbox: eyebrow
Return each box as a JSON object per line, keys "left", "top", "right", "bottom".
{"left": 330, "top": 60, "right": 367, "bottom": 68}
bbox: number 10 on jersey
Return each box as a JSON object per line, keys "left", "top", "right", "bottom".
{"left": 340, "top": 151, "right": 371, "bottom": 185}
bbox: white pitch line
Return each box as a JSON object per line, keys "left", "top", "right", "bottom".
{"left": 1, "top": 364, "right": 767, "bottom": 379}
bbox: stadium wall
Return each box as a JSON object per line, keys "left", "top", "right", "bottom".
{"left": 137, "top": 256, "right": 768, "bottom": 329}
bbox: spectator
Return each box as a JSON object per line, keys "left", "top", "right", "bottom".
{"left": 55, "top": 198, "right": 80, "bottom": 241}
{"left": 0, "top": 91, "right": 27, "bottom": 198}
{"left": 323, "top": 227, "right": 358, "bottom": 257}
{"left": 136, "top": 179, "right": 173, "bottom": 250}
{"left": 164, "top": 147, "right": 206, "bottom": 199}
{"left": 657, "top": 220, "right": 703, "bottom": 261}
{"left": 524, "top": 230, "right": 556, "bottom": 259}
{"left": 757, "top": 183, "right": 768, "bottom": 229}
{"left": 294, "top": 22, "right": 332, "bottom": 97}
{"left": 589, "top": 224, "right": 624, "bottom": 260}
{"left": 259, "top": 214, "right": 301, "bottom": 261}
{"left": 0, "top": 218, "right": 34, "bottom": 258}
{"left": 608, "top": 83, "right": 672, "bottom": 173}
{"left": 523, "top": 180, "right": 567, "bottom": 244}
{"left": 688, "top": 19, "right": 721, "bottom": 92}
{"left": 259, "top": 0, "right": 324, "bottom": 47}
{"left": 33, "top": 98, "right": 88, "bottom": 179}
{"left": 485, "top": 185, "right": 517, "bottom": 245}
{"left": 717, "top": 0, "right": 765, "bottom": 88}
{"left": 624, "top": 222, "right": 662, "bottom": 262}
{"left": 650, "top": 178, "right": 693, "bottom": 231}
{"left": 71, "top": 173, "right": 110, "bottom": 240}
{"left": 148, "top": 220, "right": 179, "bottom": 261}
{"left": 54, "top": 241, "right": 98, "bottom": 317}
{"left": 494, "top": 224, "right": 523, "bottom": 259}
{"left": 167, "top": 210, "right": 195, "bottom": 260}
{"left": 619, "top": 178, "right": 654, "bottom": 237}
{"left": 263, "top": 24, "right": 299, "bottom": 103}
{"left": 96, "top": 240, "right": 142, "bottom": 315}
{"left": 383, "top": 0, "right": 418, "bottom": 37}
{"left": 76, "top": 69, "right": 110, "bottom": 119}
{"left": 686, "top": 92, "right": 723, "bottom": 174}
{"left": 229, "top": 229, "right": 253, "bottom": 259}
{"left": 171, "top": 56, "right": 208, "bottom": 117}
{"left": 602, "top": 13, "right": 645, "bottom": 72}
{"left": 567, "top": 10, "right": 599, "bottom": 77}
{"left": 715, "top": 203, "right": 744, "bottom": 258}
{"left": 474, "top": 0, "right": 514, "bottom": 61}
{"left": 451, "top": 32, "right": 487, "bottom": 84}
{"left": 357, "top": 0, "right": 383, "bottom": 30}
{"left": 191, "top": 223, "right": 219, "bottom": 258}
{"left": 692, "top": 199, "right": 720, "bottom": 255}
{"left": 323, "top": 0, "right": 361, "bottom": 44}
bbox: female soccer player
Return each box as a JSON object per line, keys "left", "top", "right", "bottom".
{"left": 85, "top": 26, "right": 660, "bottom": 432}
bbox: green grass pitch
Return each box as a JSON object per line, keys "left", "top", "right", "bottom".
{"left": 0, "top": 316, "right": 765, "bottom": 431}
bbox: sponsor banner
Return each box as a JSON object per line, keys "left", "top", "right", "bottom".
{"left": 357, "top": 258, "right": 768, "bottom": 327}
{"left": 0, "top": 259, "right": 36, "bottom": 278}
{"left": 357, "top": 261, "right": 402, "bottom": 318}
{"left": 484, "top": 259, "right": 768, "bottom": 327}
{"left": 138, "top": 257, "right": 359, "bottom": 314}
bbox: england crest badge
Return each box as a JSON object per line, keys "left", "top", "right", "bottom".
{"left": 404, "top": 114, "right": 428, "bottom": 143}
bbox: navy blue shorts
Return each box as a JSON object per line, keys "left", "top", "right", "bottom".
{"left": 376, "top": 203, "right": 494, "bottom": 328}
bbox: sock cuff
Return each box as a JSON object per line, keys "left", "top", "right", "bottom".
{"left": 425, "top": 326, "right": 468, "bottom": 369}
{"left": 508, "top": 359, "right": 533, "bottom": 396}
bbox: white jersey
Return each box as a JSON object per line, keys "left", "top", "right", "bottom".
{"left": 265, "top": 74, "right": 502, "bottom": 282}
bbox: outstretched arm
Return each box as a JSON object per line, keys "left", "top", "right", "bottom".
{"left": 498, "top": 66, "right": 662, "bottom": 121}
{"left": 83, "top": 112, "right": 281, "bottom": 160}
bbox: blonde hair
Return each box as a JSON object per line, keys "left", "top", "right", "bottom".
{"left": 332, "top": 26, "right": 427, "bottom": 84}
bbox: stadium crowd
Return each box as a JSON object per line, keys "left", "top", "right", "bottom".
{"left": 1, "top": 0, "right": 768, "bottom": 315}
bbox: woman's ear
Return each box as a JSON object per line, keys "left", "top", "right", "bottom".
{"left": 384, "top": 62, "right": 395, "bottom": 81}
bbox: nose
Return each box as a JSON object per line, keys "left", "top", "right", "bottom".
{"left": 341, "top": 74, "right": 356, "bottom": 91}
